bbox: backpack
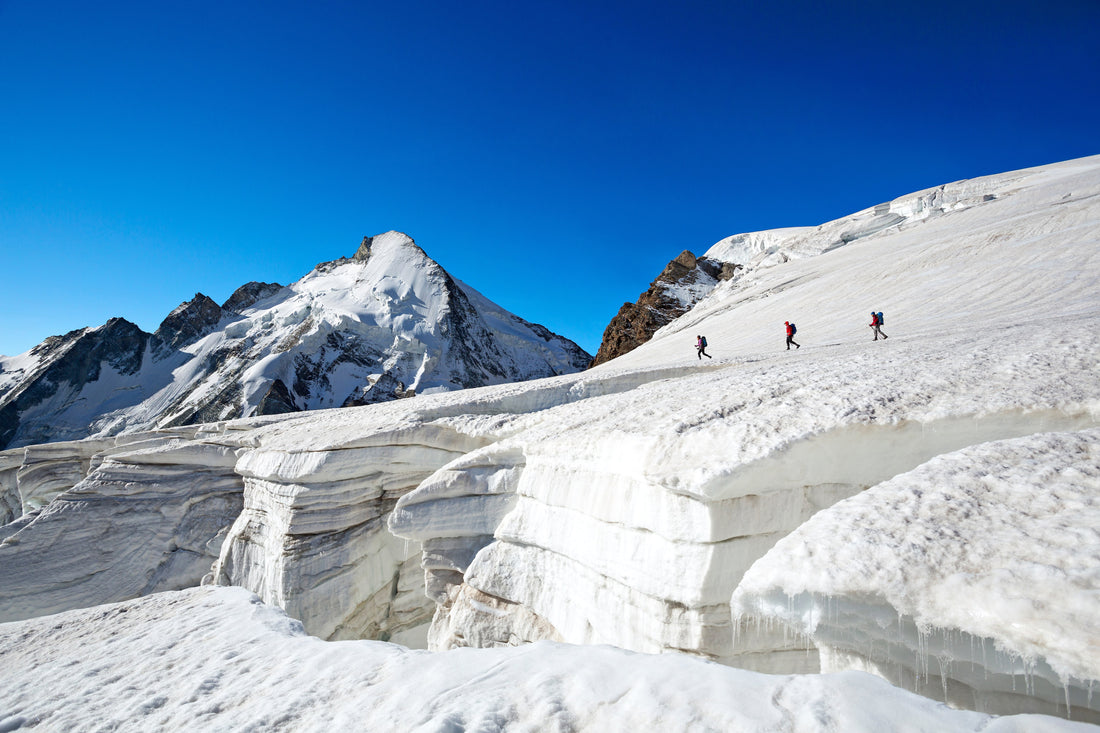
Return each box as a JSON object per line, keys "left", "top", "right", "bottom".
{"left": 700, "top": 336, "right": 707, "bottom": 348}
{"left": 877, "top": 312, "right": 884, "bottom": 325}
{"left": 789, "top": 323, "right": 796, "bottom": 335}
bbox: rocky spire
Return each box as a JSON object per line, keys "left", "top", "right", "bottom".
{"left": 222, "top": 282, "right": 284, "bottom": 314}
{"left": 353, "top": 236, "right": 373, "bottom": 262}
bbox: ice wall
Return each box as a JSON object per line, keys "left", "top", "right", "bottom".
{"left": 391, "top": 325, "right": 1099, "bottom": 674}
{"left": 208, "top": 402, "right": 497, "bottom": 643}
{"left": 0, "top": 436, "right": 243, "bottom": 622}
{"left": 0, "top": 448, "right": 20, "bottom": 526}
{"left": 14, "top": 437, "right": 117, "bottom": 511}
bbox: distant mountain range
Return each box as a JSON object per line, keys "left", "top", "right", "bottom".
{"left": 0, "top": 231, "right": 590, "bottom": 449}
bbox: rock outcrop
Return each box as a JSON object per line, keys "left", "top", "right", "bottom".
{"left": 589, "top": 250, "right": 738, "bottom": 366}
{"left": 152, "top": 293, "right": 224, "bottom": 353}
{"left": 222, "top": 281, "right": 284, "bottom": 314}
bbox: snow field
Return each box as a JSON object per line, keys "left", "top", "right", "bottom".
{"left": 1, "top": 586, "right": 1094, "bottom": 733}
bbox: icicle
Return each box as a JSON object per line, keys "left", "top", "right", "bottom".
{"left": 937, "top": 655, "right": 950, "bottom": 703}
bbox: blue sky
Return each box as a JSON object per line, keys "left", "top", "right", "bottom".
{"left": 2, "top": 0, "right": 1097, "bottom": 357}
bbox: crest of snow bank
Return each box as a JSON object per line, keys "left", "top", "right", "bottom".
{"left": 0, "top": 586, "right": 1092, "bottom": 733}
{"left": 702, "top": 159, "right": 1041, "bottom": 270}
{"left": 622, "top": 154, "right": 1100, "bottom": 367}
{"left": 732, "top": 429, "right": 1100, "bottom": 712}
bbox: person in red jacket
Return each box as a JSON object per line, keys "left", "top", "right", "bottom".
{"left": 785, "top": 321, "right": 800, "bottom": 350}
{"left": 869, "top": 312, "right": 888, "bottom": 341}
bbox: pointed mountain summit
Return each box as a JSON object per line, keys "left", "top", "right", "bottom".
{"left": 0, "top": 232, "right": 590, "bottom": 449}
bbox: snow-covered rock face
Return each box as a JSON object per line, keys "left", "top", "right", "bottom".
{"left": 731, "top": 429, "right": 1100, "bottom": 722}
{"left": 0, "top": 231, "right": 591, "bottom": 450}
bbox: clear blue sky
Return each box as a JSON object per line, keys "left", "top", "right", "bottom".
{"left": 2, "top": 0, "right": 1097, "bottom": 357}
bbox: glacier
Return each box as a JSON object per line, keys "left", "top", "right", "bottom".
{"left": 0, "top": 155, "right": 1098, "bottom": 729}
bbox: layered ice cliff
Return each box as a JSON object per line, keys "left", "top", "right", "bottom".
{"left": 1, "top": 155, "right": 1099, "bottom": 725}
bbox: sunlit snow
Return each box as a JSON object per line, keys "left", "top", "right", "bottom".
{"left": 1, "top": 155, "right": 1099, "bottom": 729}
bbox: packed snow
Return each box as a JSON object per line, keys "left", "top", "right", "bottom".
{"left": 732, "top": 428, "right": 1100, "bottom": 718}
{"left": 1, "top": 587, "right": 1094, "bottom": 733}
{"left": 1, "top": 155, "right": 1098, "bottom": 729}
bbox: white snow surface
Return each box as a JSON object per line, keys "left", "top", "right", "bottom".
{"left": 732, "top": 428, "right": 1100, "bottom": 715}
{"left": 1, "top": 155, "right": 1099, "bottom": 728}
{"left": 1, "top": 586, "right": 1093, "bottom": 733}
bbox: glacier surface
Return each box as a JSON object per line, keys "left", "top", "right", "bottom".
{"left": 1, "top": 155, "right": 1099, "bottom": 727}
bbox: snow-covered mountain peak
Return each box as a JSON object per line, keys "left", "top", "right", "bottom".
{"left": 0, "top": 231, "right": 590, "bottom": 449}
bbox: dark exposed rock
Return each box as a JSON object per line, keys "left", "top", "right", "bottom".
{"left": 0, "top": 318, "right": 149, "bottom": 449}
{"left": 222, "top": 282, "right": 284, "bottom": 314}
{"left": 152, "top": 293, "right": 223, "bottom": 354}
{"left": 340, "top": 373, "right": 408, "bottom": 407}
{"left": 353, "top": 236, "right": 373, "bottom": 262}
{"left": 589, "top": 250, "right": 741, "bottom": 367}
{"left": 697, "top": 257, "right": 741, "bottom": 282}
{"left": 255, "top": 379, "right": 300, "bottom": 416}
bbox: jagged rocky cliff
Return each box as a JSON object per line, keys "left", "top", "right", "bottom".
{"left": 0, "top": 232, "right": 590, "bottom": 450}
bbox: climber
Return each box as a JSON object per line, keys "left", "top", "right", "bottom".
{"left": 785, "top": 321, "right": 800, "bottom": 350}
{"left": 869, "top": 311, "right": 888, "bottom": 341}
{"left": 695, "top": 334, "right": 712, "bottom": 358}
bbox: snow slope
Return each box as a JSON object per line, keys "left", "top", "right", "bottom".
{"left": 1, "top": 155, "right": 1098, "bottom": 727}
{"left": 0, "top": 586, "right": 1093, "bottom": 733}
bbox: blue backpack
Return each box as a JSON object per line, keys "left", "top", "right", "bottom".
{"left": 700, "top": 336, "right": 707, "bottom": 348}
{"left": 877, "top": 312, "right": 884, "bottom": 325}
{"left": 789, "top": 323, "right": 797, "bottom": 335}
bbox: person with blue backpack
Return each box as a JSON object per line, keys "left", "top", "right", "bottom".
{"left": 785, "top": 321, "right": 800, "bottom": 350}
{"left": 869, "top": 311, "right": 888, "bottom": 340}
{"left": 696, "top": 335, "right": 711, "bottom": 359}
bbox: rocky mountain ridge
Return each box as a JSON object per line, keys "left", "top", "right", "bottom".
{"left": 0, "top": 232, "right": 590, "bottom": 450}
